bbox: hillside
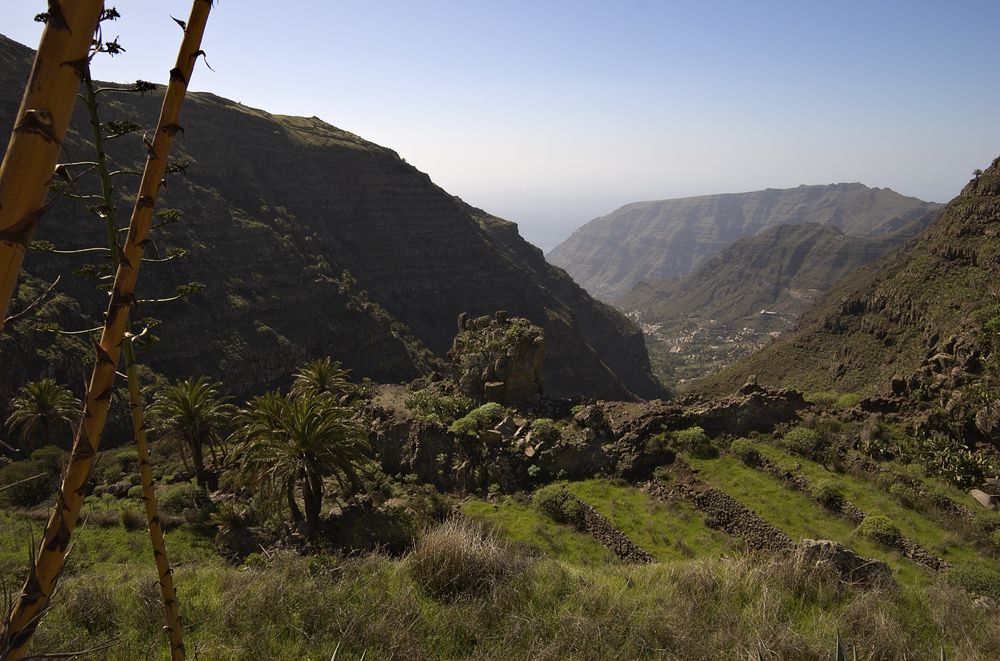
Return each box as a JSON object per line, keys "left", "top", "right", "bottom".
{"left": 614, "top": 218, "right": 934, "bottom": 331}
{"left": 548, "top": 184, "right": 943, "bottom": 301}
{"left": 693, "top": 157, "right": 1000, "bottom": 416}
{"left": 0, "top": 34, "right": 663, "bottom": 409}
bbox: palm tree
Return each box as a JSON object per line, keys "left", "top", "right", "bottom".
{"left": 289, "top": 357, "right": 352, "bottom": 402}
{"left": 147, "top": 376, "right": 236, "bottom": 489}
{"left": 5, "top": 379, "right": 83, "bottom": 452}
{"left": 234, "top": 391, "right": 372, "bottom": 536}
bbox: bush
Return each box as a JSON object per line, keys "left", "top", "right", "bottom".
{"left": 404, "top": 390, "right": 476, "bottom": 425}
{"left": 729, "top": 437, "right": 762, "bottom": 466}
{"left": 946, "top": 562, "right": 1000, "bottom": 600}
{"left": 782, "top": 427, "right": 822, "bottom": 458}
{"left": 835, "top": 393, "right": 862, "bottom": 409}
{"left": 407, "top": 518, "right": 529, "bottom": 601}
{"left": 810, "top": 479, "right": 843, "bottom": 507}
{"left": 0, "top": 445, "right": 64, "bottom": 508}
{"left": 158, "top": 483, "right": 207, "bottom": 514}
{"left": 856, "top": 515, "right": 900, "bottom": 546}
{"left": 888, "top": 482, "right": 918, "bottom": 509}
{"left": 530, "top": 418, "right": 561, "bottom": 444}
{"left": 449, "top": 402, "right": 509, "bottom": 437}
{"left": 676, "top": 426, "right": 716, "bottom": 459}
{"left": 449, "top": 416, "right": 479, "bottom": 437}
{"left": 120, "top": 508, "right": 146, "bottom": 530}
{"left": 533, "top": 484, "right": 570, "bottom": 521}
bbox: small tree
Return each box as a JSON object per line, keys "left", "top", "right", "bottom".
{"left": 235, "top": 391, "right": 372, "bottom": 537}
{"left": 289, "top": 357, "right": 351, "bottom": 401}
{"left": 5, "top": 379, "right": 82, "bottom": 452}
{"left": 148, "top": 376, "right": 235, "bottom": 489}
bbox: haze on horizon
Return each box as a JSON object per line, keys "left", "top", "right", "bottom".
{"left": 2, "top": 1, "right": 998, "bottom": 252}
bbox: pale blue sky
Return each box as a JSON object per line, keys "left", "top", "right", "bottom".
{"left": 2, "top": 1, "right": 998, "bottom": 250}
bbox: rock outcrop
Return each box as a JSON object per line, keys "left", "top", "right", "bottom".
{"left": 449, "top": 312, "right": 546, "bottom": 406}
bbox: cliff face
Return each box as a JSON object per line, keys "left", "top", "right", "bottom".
{"left": 548, "top": 184, "right": 943, "bottom": 301}
{"left": 614, "top": 215, "right": 936, "bottom": 330}
{"left": 693, "top": 156, "right": 1000, "bottom": 408}
{"left": 0, "top": 34, "right": 663, "bottom": 404}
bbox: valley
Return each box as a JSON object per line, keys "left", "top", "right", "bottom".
{"left": 2, "top": 20, "right": 1000, "bottom": 661}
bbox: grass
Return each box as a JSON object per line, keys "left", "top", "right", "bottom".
{"left": 685, "top": 453, "right": 929, "bottom": 585}
{"left": 3, "top": 495, "right": 1000, "bottom": 659}
{"left": 563, "top": 478, "right": 731, "bottom": 561}
{"left": 463, "top": 497, "right": 612, "bottom": 565}
{"left": 754, "top": 444, "right": 988, "bottom": 566}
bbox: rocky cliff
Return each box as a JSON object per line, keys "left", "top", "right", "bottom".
{"left": 614, "top": 216, "right": 935, "bottom": 331}
{"left": 548, "top": 184, "right": 943, "bottom": 301}
{"left": 0, "top": 34, "right": 664, "bottom": 409}
{"left": 693, "top": 156, "right": 1000, "bottom": 427}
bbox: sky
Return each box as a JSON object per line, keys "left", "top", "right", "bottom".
{"left": 2, "top": 1, "right": 999, "bottom": 251}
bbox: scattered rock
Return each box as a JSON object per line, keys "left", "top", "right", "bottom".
{"left": 777, "top": 539, "right": 894, "bottom": 589}
{"left": 970, "top": 489, "right": 998, "bottom": 510}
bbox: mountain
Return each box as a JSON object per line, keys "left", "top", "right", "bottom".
{"left": 547, "top": 184, "right": 944, "bottom": 301}
{"left": 691, "top": 156, "right": 1000, "bottom": 410}
{"left": 0, "top": 34, "right": 664, "bottom": 409}
{"left": 614, "top": 215, "right": 935, "bottom": 332}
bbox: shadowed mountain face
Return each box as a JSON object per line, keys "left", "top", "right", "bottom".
{"left": 548, "top": 184, "right": 943, "bottom": 301}
{"left": 692, "top": 156, "right": 1000, "bottom": 402}
{"left": 614, "top": 215, "right": 936, "bottom": 332}
{"left": 0, "top": 34, "right": 664, "bottom": 405}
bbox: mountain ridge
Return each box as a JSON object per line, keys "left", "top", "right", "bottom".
{"left": 0, "top": 33, "right": 664, "bottom": 410}
{"left": 548, "top": 184, "right": 944, "bottom": 301}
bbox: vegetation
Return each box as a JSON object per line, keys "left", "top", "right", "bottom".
{"left": 4, "top": 379, "right": 82, "bottom": 452}
{"left": 234, "top": 390, "right": 372, "bottom": 537}
{"left": 148, "top": 376, "right": 236, "bottom": 489}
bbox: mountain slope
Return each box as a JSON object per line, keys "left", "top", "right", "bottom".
{"left": 692, "top": 157, "right": 1000, "bottom": 409}
{"left": 548, "top": 184, "right": 943, "bottom": 301}
{"left": 0, "top": 34, "right": 663, "bottom": 406}
{"left": 614, "top": 215, "right": 935, "bottom": 331}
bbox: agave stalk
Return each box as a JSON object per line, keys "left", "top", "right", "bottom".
{"left": 0, "top": 1, "right": 106, "bottom": 332}
{"left": 0, "top": 2, "right": 212, "bottom": 658}
{"left": 122, "top": 335, "right": 185, "bottom": 660}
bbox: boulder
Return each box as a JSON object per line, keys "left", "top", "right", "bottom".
{"left": 777, "top": 539, "right": 894, "bottom": 589}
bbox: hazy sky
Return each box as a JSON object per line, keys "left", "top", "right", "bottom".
{"left": 2, "top": 1, "right": 999, "bottom": 251}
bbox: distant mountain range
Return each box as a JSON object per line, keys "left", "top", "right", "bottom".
{"left": 0, "top": 33, "right": 664, "bottom": 412}
{"left": 693, "top": 156, "right": 1000, "bottom": 411}
{"left": 548, "top": 184, "right": 944, "bottom": 301}
{"left": 614, "top": 216, "right": 935, "bottom": 332}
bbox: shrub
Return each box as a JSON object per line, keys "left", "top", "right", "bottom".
{"left": 782, "top": 427, "right": 822, "bottom": 458}
{"left": 560, "top": 499, "right": 583, "bottom": 524}
{"left": 729, "top": 437, "right": 762, "bottom": 466}
{"left": 120, "top": 508, "right": 146, "bottom": 530}
{"left": 946, "top": 562, "right": 1000, "bottom": 600}
{"left": 158, "top": 483, "right": 207, "bottom": 514}
{"left": 127, "top": 484, "right": 144, "bottom": 500}
{"left": 0, "top": 445, "right": 64, "bottom": 508}
{"left": 835, "top": 393, "right": 862, "bottom": 409}
{"left": 530, "top": 418, "right": 561, "bottom": 444}
{"left": 888, "top": 482, "right": 918, "bottom": 509}
{"left": 449, "top": 416, "right": 479, "bottom": 437}
{"left": 856, "top": 515, "right": 900, "bottom": 546}
{"left": 404, "top": 390, "right": 476, "bottom": 425}
{"left": 533, "top": 484, "right": 570, "bottom": 521}
{"left": 676, "top": 426, "right": 716, "bottom": 459}
{"left": 407, "top": 518, "right": 529, "bottom": 601}
{"left": 468, "top": 402, "right": 507, "bottom": 428}
{"left": 810, "top": 479, "right": 843, "bottom": 507}
{"left": 449, "top": 402, "right": 509, "bottom": 437}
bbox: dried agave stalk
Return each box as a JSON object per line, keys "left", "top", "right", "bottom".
{"left": 122, "top": 335, "right": 185, "bottom": 660}
{"left": 0, "top": 2, "right": 213, "bottom": 658}
{"left": 0, "top": 1, "right": 105, "bottom": 331}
